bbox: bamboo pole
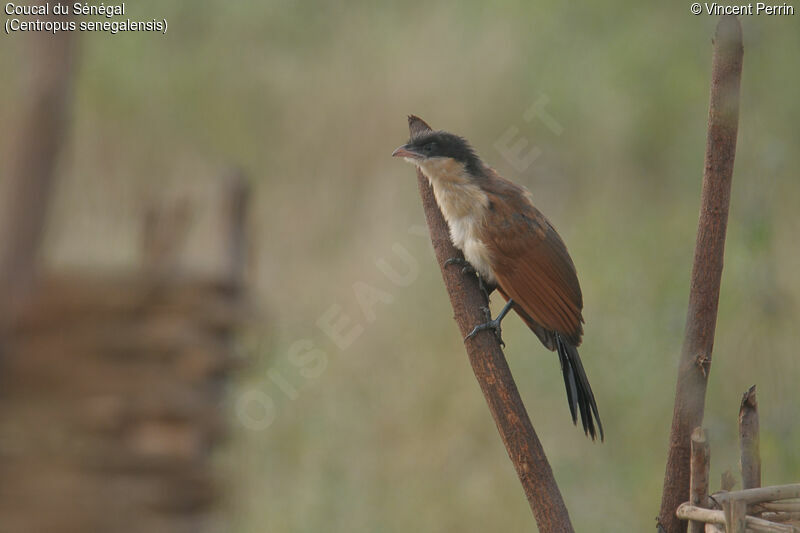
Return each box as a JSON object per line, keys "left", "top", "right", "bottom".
{"left": 407, "top": 115, "right": 574, "bottom": 532}
{"left": 658, "top": 16, "right": 744, "bottom": 532}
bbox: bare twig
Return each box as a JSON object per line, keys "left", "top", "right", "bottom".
{"left": 659, "top": 15, "right": 744, "bottom": 532}
{"left": 408, "top": 115, "right": 573, "bottom": 532}
{"left": 739, "top": 385, "right": 761, "bottom": 490}
{"left": 690, "top": 428, "right": 711, "bottom": 533}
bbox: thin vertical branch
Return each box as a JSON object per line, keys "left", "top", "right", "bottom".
{"left": 141, "top": 196, "right": 193, "bottom": 277}
{"left": 689, "top": 428, "right": 710, "bottom": 533}
{"left": 738, "top": 385, "right": 761, "bottom": 490}
{"left": 659, "top": 15, "right": 743, "bottom": 533}
{"left": 408, "top": 115, "right": 573, "bottom": 532}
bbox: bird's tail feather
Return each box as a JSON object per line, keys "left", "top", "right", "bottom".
{"left": 555, "top": 334, "right": 603, "bottom": 441}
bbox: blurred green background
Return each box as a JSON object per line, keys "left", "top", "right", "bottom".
{"left": 1, "top": 1, "right": 799, "bottom": 531}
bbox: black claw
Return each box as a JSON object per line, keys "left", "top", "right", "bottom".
{"left": 464, "top": 299, "right": 515, "bottom": 348}
{"left": 465, "top": 318, "right": 505, "bottom": 348}
{"left": 444, "top": 257, "right": 467, "bottom": 267}
{"left": 444, "top": 257, "right": 476, "bottom": 276}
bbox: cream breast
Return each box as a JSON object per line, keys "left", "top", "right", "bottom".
{"left": 418, "top": 158, "right": 496, "bottom": 283}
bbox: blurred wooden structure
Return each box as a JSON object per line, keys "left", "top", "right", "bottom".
{"left": 0, "top": 176, "right": 248, "bottom": 532}
{"left": 0, "top": 27, "right": 249, "bottom": 532}
{"left": 677, "top": 387, "right": 800, "bottom": 533}
{"left": 0, "top": 273, "right": 243, "bottom": 533}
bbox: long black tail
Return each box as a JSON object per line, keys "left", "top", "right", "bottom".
{"left": 555, "top": 334, "right": 603, "bottom": 441}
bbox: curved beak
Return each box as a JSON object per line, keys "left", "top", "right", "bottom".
{"left": 392, "top": 144, "right": 422, "bottom": 160}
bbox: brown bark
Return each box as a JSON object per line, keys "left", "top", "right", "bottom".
{"left": 408, "top": 115, "right": 573, "bottom": 532}
{"left": 738, "top": 385, "right": 761, "bottom": 490}
{"left": 658, "top": 15, "right": 743, "bottom": 533}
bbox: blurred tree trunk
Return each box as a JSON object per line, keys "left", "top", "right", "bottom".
{"left": 0, "top": 23, "right": 77, "bottom": 306}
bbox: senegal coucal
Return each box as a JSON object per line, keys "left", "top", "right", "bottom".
{"left": 393, "top": 116, "right": 603, "bottom": 440}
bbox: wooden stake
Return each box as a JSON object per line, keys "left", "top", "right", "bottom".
{"left": 723, "top": 499, "right": 747, "bottom": 533}
{"left": 739, "top": 385, "right": 762, "bottom": 490}
{"left": 690, "top": 428, "right": 711, "bottom": 533}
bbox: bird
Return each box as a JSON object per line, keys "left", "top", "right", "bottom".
{"left": 392, "top": 116, "right": 603, "bottom": 441}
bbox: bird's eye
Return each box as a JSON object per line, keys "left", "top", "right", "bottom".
{"left": 423, "top": 142, "right": 436, "bottom": 153}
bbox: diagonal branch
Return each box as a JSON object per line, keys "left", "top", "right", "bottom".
{"left": 658, "top": 15, "right": 743, "bottom": 533}
{"left": 408, "top": 115, "right": 573, "bottom": 532}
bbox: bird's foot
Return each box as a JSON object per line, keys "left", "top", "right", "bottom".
{"left": 444, "top": 256, "right": 476, "bottom": 276}
{"left": 465, "top": 310, "right": 506, "bottom": 348}
{"left": 476, "top": 276, "right": 495, "bottom": 302}
{"left": 444, "top": 257, "right": 495, "bottom": 301}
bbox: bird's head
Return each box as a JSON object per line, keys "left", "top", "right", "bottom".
{"left": 392, "top": 130, "right": 485, "bottom": 180}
